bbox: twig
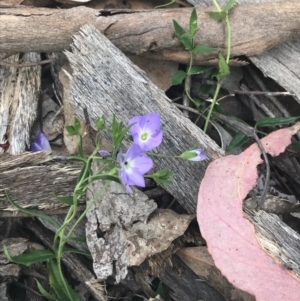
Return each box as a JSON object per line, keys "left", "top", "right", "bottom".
{"left": 0, "top": 58, "right": 53, "bottom": 67}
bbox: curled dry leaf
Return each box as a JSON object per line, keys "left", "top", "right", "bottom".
{"left": 125, "top": 209, "right": 194, "bottom": 266}
{"left": 197, "top": 123, "right": 300, "bottom": 301}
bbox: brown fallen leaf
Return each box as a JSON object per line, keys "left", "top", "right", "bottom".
{"left": 197, "top": 123, "right": 300, "bottom": 300}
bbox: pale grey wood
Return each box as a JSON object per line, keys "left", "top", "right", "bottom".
{"left": 0, "top": 53, "right": 41, "bottom": 155}
{"left": 65, "top": 25, "right": 224, "bottom": 214}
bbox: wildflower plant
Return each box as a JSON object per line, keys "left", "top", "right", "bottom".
{"left": 4, "top": 112, "right": 206, "bottom": 301}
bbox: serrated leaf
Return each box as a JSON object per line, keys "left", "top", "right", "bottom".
{"left": 35, "top": 279, "right": 57, "bottom": 301}
{"left": 4, "top": 246, "right": 55, "bottom": 266}
{"left": 226, "top": 132, "right": 248, "bottom": 152}
{"left": 180, "top": 33, "right": 193, "bottom": 50}
{"left": 5, "top": 192, "right": 60, "bottom": 228}
{"left": 172, "top": 70, "right": 187, "bottom": 85}
{"left": 224, "top": 0, "right": 236, "bottom": 12}
{"left": 193, "top": 44, "right": 217, "bottom": 55}
{"left": 217, "top": 53, "right": 230, "bottom": 80}
{"left": 207, "top": 11, "right": 227, "bottom": 20}
{"left": 256, "top": 116, "right": 300, "bottom": 128}
{"left": 189, "top": 8, "right": 198, "bottom": 36}
{"left": 48, "top": 259, "right": 80, "bottom": 301}
{"left": 173, "top": 20, "right": 186, "bottom": 39}
{"left": 189, "top": 65, "right": 213, "bottom": 76}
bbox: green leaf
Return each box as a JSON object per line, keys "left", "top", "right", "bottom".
{"left": 67, "top": 236, "right": 86, "bottom": 243}
{"left": 226, "top": 132, "right": 248, "bottom": 152}
{"left": 4, "top": 246, "right": 55, "bottom": 266}
{"left": 5, "top": 191, "right": 60, "bottom": 228}
{"left": 67, "top": 155, "right": 86, "bottom": 163}
{"left": 180, "top": 33, "right": 193, "bottom": 50}
{"left": 95, "top": 116, "right": 105, "bottom": 131}
{"left": 54, "top": 194, "right": 74, "bottom": 206}
{"left": 217, "top": 53, "right": 230, "bottom": 80}
{"left": 224, "top": 0, "right": 235, "bottom": 12}
{"left": 35, "top": 279, "right": 57, "bottom": 301}
{"left": 189, "top": 8, "right": 198, "bottom": 37}
{"left": 189, "top": 66, "right": 213, "bottom": 76}
{"left": 207, "top": 11, "right": 227, "bottom": 20}
{"left": 172, "top": 70, "right": 187, "bottom": 85}
{"left": 65, "top": 117, "right": 81, "bottom": 136}
{"left": 193, "top": 44, "right": 217, "bottom": 55}
{"left": 48, "top": 259, "right": 80, "bottom": 301}
{"left": 146, "top": 169, "right": 175, "bottom": 186}
{"left": 62, "top": 247, "right": 92, "bottom": 258}
{"left": 255, "top": 116, "right": 300, "bottom": 128}
{"left": 173, "top": 20, "right": 186, "bottom": 40}
{"left": 89, "top": 174, "right": 121, "bottom": 184}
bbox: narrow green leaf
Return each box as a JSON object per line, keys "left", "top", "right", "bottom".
{"left": 54, "top": 194, "right": 74, "bottom": 206}
{"left": 180, "top": 33, "right": 193, "bottom": 50}
{"left": 173, "top": 20, "right": 186, "bottom": 39}
{"left": 5, "top": 192, "right": 60, "bottom": 228}
{"left": 224, "top": 0, "right": 235, "bottom": 12}
{"left": 67, "top": 155, "right": 86, "bottom": 163}
{"left": 189, "top": 8, "right": 198, "bottom": 36}
{"left": 226, "top": 132, "right": 248, "bottom": 152}
{"left": 4, "top": 246, "right": 55, "bottom": 266}
{"left": 217, "top": 53, "right": 230, "bottom": 80}
{"left": 48, "top": 259, "right": 80, "bottom": 301}
{"left": 189, "top": 66, "right": 213, "bottom": 76}
{"left": 95, "top": 116, "right": 105, "bottom": 131}
{"left": 207, "top": 11, "right": 227, "bottom": 20}
{"left": 67, "top": 236, "right": 86, "bottom": 243}
{"left": 172, "top": 70, "right": 187, "bottom": 85}
{"left": 255, "top": 116, "right": 300, "bottom": 128}
{"left": 89, "top": 174, "right": 121, "bottom": 184}
{"left": 64, "top": 125, "right": 77, "bottom": 136}
{"left": 35, "top": 279, "right": 57, "bottom": 301}
{"left": 193, "top": 44, "right": 217, "bottom": 55}
{"left": 74, "top": 117, "right": 81, "bottom": 132}
{"left": 62, "top": 247, "right": 92, "bottom": 258}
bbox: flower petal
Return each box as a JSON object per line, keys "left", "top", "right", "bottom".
{"left": 129, "top": 116, "right": 142, "bottom": 136}
{"left": 124, "top": 144, "right": 142, "bottom": 161}
{"left": 140, "top": 113, "right": 161, "bottom": 131}
{"left": 126, "top": 171, "right": 145, "bottom": 187}
{"left": 131, "top": 153, "right": 153, "bottom": 174}
{"left": 142, "top": 130, "right": 163, "bottom": 151}
{"left": 31, "top": 132, "right": 51, "bottom": 152}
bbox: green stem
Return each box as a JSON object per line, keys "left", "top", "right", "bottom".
{"left": 56, "top": 257, "right": 73, "bottom": 301}
{"left": 204, "top": 82, "right": 222, "bottom": 132}
{"left": 212, "top": 0, "right": 222, "bottom": 11}
{"left": 147, "top": 152, "right": 180, "bottom": 159}
{"left": 65, "top": 182, "right": 110, "bottom": 241}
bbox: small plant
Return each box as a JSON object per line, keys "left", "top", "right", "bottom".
{"left": 4, "top": 113, "right": 206, "bottom": 301}
{"left": 172, "top": 1, "right": 235, "bottom": 132}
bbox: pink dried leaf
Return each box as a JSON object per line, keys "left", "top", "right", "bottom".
{"left": 197, "top": 123, "right": 300, "bottom": 301}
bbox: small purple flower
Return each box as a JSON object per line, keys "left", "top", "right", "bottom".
{"left": 30, "top": 131, "right": 52, "bottom": 153}
{"left": 180, "top": 149, "right": 207, "bottom": 162}
{"left": 98, "top": 149, "right": 110, "bottom": 157}
{"left": 129, "top": 113, "right": 163, "bottom": 151}
{"left": 117, "top": 144, "right": 153, "bottom": 194}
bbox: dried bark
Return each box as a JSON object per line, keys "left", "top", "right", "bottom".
{"left": 1, "top": 3, "right": 300, "bottom": 64}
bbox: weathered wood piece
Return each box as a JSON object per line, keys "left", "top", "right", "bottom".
{"left": 0, "top": 53, "right": 41, "bottom": 155}
{"left": 1, "top": 3, "right": 300, "bottom": 64}
{"left": 190, "top": 0, "right": 300, "bottom": 103}
{"left": 65, "top": 24, "right": 223, "bottom": 213}
{"left": 0, "top": 152, "right": 84, "bottom": 216}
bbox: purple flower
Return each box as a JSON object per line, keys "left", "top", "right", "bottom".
{"left": 98, "top": 149, "right": 110, "bottom": 157}
{"left": 129, "top": 113, "right": 163, "bottom": 151}
{"left": 180, "top": 149, "right": 207, "bottom": 161}
{"left": 117, "top": 144, "right": 153, "bottom": 194}
{"left": 30, "top": 131, "right": 52, "bottom": 153}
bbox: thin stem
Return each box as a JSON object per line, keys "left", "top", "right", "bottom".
{"left": 56, "top": 258, "right": 73, "bottom": 301}
{"left": 212, "top": 0, "right": 222, "bottom": 11}
{"left": 204, "top": 82, "right": 222, "bottom": 132}
{"left": 65, "top": 182, "right": 110, "bottom": 240}
{"left": 225, "top": 14, "right": 231, "bottom": 64}
{"left": 147, "top": 152, "right": 180, "bottom": 159}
